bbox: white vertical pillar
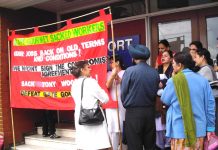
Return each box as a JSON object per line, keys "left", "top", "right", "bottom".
{"left": 145, "top": 0, "right": 151, "bottom": 65}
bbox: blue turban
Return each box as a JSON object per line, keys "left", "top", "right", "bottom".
{"left": 128, "top": 44, "right": 150, "bottom": 60}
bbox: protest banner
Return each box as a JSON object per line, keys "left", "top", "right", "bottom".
{"left": 9, "top": 10, "right": 112, "bottom": 110}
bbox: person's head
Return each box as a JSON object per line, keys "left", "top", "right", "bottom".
{"left": 189, "top": 41, "right": 203, "bottom": 60}
{"left": 128, "top": 44, "right": 150, "bottom": 64}
{"left": 194, "top": 48, "right": 213, "bottom": 67}
{"left": 173, "top": 52, "right": 195, "bottom": 74}
{"left": 182, "top": 47, "right": 190, "bottom": 53}
{"left": 158, "top": 39, "right": 170, "bottom": 53}
{"left": 161, "top": 50, "right": 173, "bottom": 65}
{"left": 70, "top": 60, "right": 91, "bottom": 78}
{"left": 109, "top": 55, "right": 125, "bottom": 70}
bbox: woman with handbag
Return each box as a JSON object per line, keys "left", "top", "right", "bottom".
{"left": 71, "top": 60, "right": 111, "bottom": 150}
{"left": 161, "top": 52, "right": 215, "bottom": 149}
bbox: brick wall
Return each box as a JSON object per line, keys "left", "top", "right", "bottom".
{"left": 0, "top": 17, "right": 4, "bottom": 135}
{"left": 0, "top": 7, "right": 57, "bottom": 148}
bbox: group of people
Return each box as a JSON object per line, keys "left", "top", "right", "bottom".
{"left": 156, "top": 40, "right": 218, "bottom": 150}
{"left": 69, "top": 38, "right": 218, "bottom": 150}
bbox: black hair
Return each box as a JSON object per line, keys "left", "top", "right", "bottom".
{"left": 189, "top": 41, "right": 203, "bottom": 50}
{"left": 109, "top": 54, "right": 126, "bottom": 70}
{"left": 163, "top": 50, "right": 173, "bottom": 58}
{"left": 173, "top": 52, "right": 195, "bottom": 71}
{"left": 159, "top": 39, "right": 170, "bottom": 48}
{"left": 196, "top": 48, "right": 214, "bottom": 67}
{"left": 70, "top": 60, "right": 88, "bottom": 78}
{"left": 182, "top": 47, "right": 190, "bottom": 53}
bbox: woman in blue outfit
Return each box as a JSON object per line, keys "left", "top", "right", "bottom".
{"left": 194, "top": 48, "right": 218, "bottom": 137}
{"left": 161, "top": 52, "right": 215, "bottom": 149}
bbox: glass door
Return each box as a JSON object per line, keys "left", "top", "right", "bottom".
{"left": 206, "top": 17, "right": 218, "bottom": 60}
{"left": 197, "top": 7, "right": 218, "bottom": 61}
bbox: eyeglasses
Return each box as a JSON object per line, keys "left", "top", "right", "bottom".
{"left": 189, "top": 49, "right": 197, "bottom": 51}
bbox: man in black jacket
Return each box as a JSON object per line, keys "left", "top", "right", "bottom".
{"left": 121, "top": 44, "right": 160, "bottom": 150}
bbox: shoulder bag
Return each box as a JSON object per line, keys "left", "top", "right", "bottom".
{"left": 79, "top": 78, "right": 104, "bottom": 125}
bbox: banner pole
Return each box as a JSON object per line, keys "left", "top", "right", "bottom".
{"left": 8, "top": 29, "right": 16, "bottom": 149}
{"left": 10, "top": 6, "right": 110, "bottom": 32}
{"left": 109, "top": 8, "right": 122, "bottom": 150}
{"left": 10, "top": 108, "right": 16, "bottom": 150}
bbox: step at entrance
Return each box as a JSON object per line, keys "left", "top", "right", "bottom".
{"left": 12, "top": 125, "right": 77, "bottom": 150}
{"left": 37, "top": 127, "right": 76, "bottom": 138}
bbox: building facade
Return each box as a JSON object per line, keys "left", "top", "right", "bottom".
{"left": 0, "top": 0, "right": 217, "bottom": 148}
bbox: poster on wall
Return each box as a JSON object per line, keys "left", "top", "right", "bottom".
{"left": 9, "top": 10, "right": 112, "bottom": 110}
{"left": 108, "top": 35, "right": 140, "bottom": 69}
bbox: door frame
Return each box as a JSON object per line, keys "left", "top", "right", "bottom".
{"left": 198, "top": 6, "right": 218, "bottom": 48}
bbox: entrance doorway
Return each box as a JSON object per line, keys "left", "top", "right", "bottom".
{"left": 150, "top": 6, "right": 218, "bottom": 66}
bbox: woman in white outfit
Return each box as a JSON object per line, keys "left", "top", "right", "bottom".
{"left": 105, "top": 55, "right": 127, "bottom": 150}
{"left": 71, "top": 60, "right": 111, "bottom": 150}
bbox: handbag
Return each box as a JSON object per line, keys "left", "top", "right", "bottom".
{"left": 210, "top": 80, "right": 218, "bottom": 99}
{"left": 204, "top": 135, "right": 218, "bottom": 150}
{"left": 79, "top": 78, "right": 104, "bottom": 125}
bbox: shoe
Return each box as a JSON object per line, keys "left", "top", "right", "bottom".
{"left": 50, "top": 134, "right": 61, "bottom": 139}
{"left": 42, "top": 134, "right": 49, "bottom": 137}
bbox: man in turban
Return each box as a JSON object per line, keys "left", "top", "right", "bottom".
{"left": 121, "top": 44, "right": 160, "bottom": 150}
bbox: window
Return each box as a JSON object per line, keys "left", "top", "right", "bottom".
{"left": 207, "top": 16, "right": 218, "bottom": 59}
{"left": 158, "top": 20, "right": 192, "bottom": 52}
{"left": 150, "top": 0, "right": 217, "bottom": 12}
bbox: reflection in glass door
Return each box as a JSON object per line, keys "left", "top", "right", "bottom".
{"left": 207, "top": 17, "right": 218, "bottom": 60}
{"left": 158, "top": 20, "right": 191, "bottom": 52}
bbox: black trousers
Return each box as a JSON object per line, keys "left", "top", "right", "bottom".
{"left": 125, "top": 107, "right": 156, "bottom": 150}
{"left": 42, "top": 110, "right": 56, "bottom": 135}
